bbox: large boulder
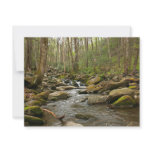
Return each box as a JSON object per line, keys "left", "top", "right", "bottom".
{"left": 24, "top": 106, "right": 43, "bottom": 117}
{"left": 86, "top": 84, "right": 102, "bottom": 93}
{"left": 88, "top": 95, "right": 108, "bottom": 105}
{"left": 56, "top": 86, "right": 76, "bottom": 91}
{"left": 110, "top": 95, "right": 136, "bottom": 108}
{"left": 48, "top": 91, "right": 69, "bottom": 101}
{"left": 24, "top": 115, "right": 44, "bottom": 126}
{"left": 107, "top": 88, "right": 134, "bottom": 103}
{"left": 87, "top": 76, "right": 101, "bottom": 85}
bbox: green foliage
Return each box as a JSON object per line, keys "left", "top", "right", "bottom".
{"left": 24, "top": 37, "right": 139, "bottom": 76}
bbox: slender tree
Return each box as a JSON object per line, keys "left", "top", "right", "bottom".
{"left": 85, "top": 37, "right": 88, "bottom": 67}
{"left": 74, "top": 38, "right": 79, "bottom": 72}
{"left": 107, "top": 38, "right": 111, "bottom": 67}
{"left": 67, "top": 37, "right": 74, "bottom": 72}
{"left": 25, "top": 38, "right": 32, "bottom": 72}
{"left": 124, "top": 38, "right": 129, "bottom": 75}
{"left": 35, "top": 38, "right": 48, "bottom": 85}
{"left": 132, "top": 38, "right": 139, "bottom": 74}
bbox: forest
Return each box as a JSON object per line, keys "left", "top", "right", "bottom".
{"left": 24, "top": 37, "right": 139, "bottom": 126}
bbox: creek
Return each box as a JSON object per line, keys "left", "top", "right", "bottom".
{"left": 42, "top": 84, "right": 139, "bottom": 126}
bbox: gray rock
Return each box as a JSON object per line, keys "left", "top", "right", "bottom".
{"left": 48, "top": 91, "right": 69, "bottom": 101}
{"left": 88, "top": 95, "right": 108, "bottom": 105}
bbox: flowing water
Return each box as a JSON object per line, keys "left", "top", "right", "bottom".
{"left": 42, "top": 88, "right": 139, "bottom": 126}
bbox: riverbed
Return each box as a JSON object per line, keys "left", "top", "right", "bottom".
{"left": 42, "top": 88, "right": 139, "bottom": 126}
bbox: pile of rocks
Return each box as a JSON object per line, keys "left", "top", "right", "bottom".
{"left": 79, "top": 75, "right": 139, "bottom": 109}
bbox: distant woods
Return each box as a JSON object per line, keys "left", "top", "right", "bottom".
{"left": 24, "top": 37, "right": 139, "bottom": 76}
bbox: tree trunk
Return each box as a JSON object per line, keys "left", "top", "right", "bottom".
{"left": 67, "top": 38, "right": 74, "bottom": 72}
{"left": 25, "top": 38, "right": 32, "bottom": 72}
{"left": 91, "top": 38, "right": 94, "bottom": 50}
{"left": 132, "top": 38, "right": 139, "bottom": 74}
{"left": 36, "top": 38, "right": 48, "bottom": 85}
{"left": 62, "top": 38, "right": 66, "bottom": 73}
{"left": 74, "top": 38, "right": 79, "bottom": 72}
{"left": 117, "top": 38, "right": 121, "bottom": 69}
{"left": 85, "top": 38, "right": 88, "bottom": 67}
{"left": 56, "top": 38, "right": 59, "bottom": 67}
{"left": 128, "top": 39, "right": 133, "bottom": 73}
{"left": 124, "top": 38, "right": 129, "bottom": 75}
{"left": 107, "top": 38, "right": 111, "bottom": 67}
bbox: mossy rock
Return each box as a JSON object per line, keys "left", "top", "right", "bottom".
{"left": 32, "top": 91, "right": 49, "bottom": 100}
{"left": 26, "top": 99, "right": 47, "bottom": 106}
{"left": 24, "top": 88, "right": 38, "bottom": 94}
{"left": 87, "top": 76, "right": 101, "bottom": 85}
{"left": 107, "top": 88, "right": 134, "bottom": 103}
{"left": 24, "top": 76, "right": 39, "bottom": 89}
{"left": 111, "top": 95, "right": 136, "bottom": 108}
{"left": 75, "top": 114, "right": 94, "bottom": 120}
{"left": 24, "top": 106, "right": 43, "bottom": 117}
{"left": 24, "top": 115, "right": 44, "bottom": 126}
{"left": 48, "top": 91, "right": 69, "bottom": 101}
{"left": 87, "top": 84, "right": 102, "bottom": 93}
{"left": 86, "top": 79, "right": 130, "bottom": 94}
{"left": 128, "top": 78, "right": 139, "bottom": 83}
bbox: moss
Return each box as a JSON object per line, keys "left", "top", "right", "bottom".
{"left": 32, "top": 91, "right": 49, "bottom": 100}
{"left": 51, "top": 97, "right": 57, "bottom": 101}
{"left": 59, "top": 75, "right": 65, "bottom": 79}
{"left": 24, "top": 106, "right": 43, "bottom": 117}
{"left": 112, "top": 95, "right": 136, "bottom": 106}
{"left": 24, "top": 88, "right": 38, "bottom": 94}
{"left": 129, "top": 86, "right": 137, "bottom": 89}
{"left": 24, "top": 115, "right": 44, "bottom": 126}
{"left": 28, "top": 99, "right": 47, "bottom": 106}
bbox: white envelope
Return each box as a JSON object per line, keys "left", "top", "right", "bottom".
{"left": 13, "top": 26, "right": 131, "bottom": 118}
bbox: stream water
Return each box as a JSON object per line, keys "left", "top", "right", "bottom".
{"left": 42, "top": 88, "right": 139, "bottom": 126}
